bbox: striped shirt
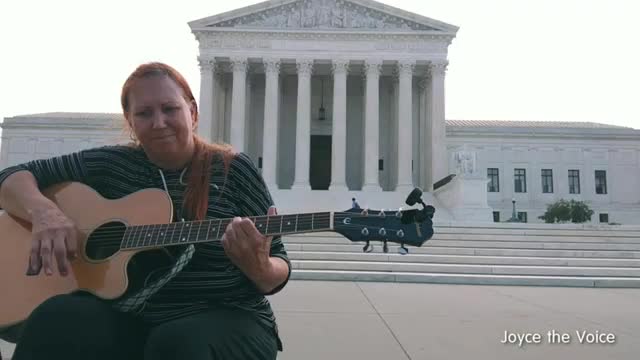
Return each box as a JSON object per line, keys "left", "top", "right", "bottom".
{"left": 0, "top": 144, "right": 291, "bottom": 350}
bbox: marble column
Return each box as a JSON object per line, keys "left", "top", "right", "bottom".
{"left": 262, "top": 58, "right": 281, "bottom": 190}
{"left": 213, "top": 66, "right": 225, "bottom": 143}
{"left": 390, "top": 73, "right": 399, "bottom": 189}
{"left": 329, "top": 59, "right": 349, "bottom": 191}
{"left": 428, "top": 60, "right": 449, "bottom": 187}
{"left": 396, "top": 59, "right": 415, "bottom": 192}
{"left": 292, "top": 59, "right": 314, "bottom": 190}
{"left": 245, "top": 69, "right": 254, "bottom": 157}
{"left": 230, "top": 57, "right": 248, "bottom": 152}
{"left": 362, "top": 59, "right": 382, "bottom": 192}
{"left": 197, "top": 57, "right": 215, "bottom": 142}
{"left": 418, "top": 76, "right": 430, "bottom": 191}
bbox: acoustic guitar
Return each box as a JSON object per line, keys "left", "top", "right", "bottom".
{"left": 0, "top": 181, "right": 434, "bottom": 338}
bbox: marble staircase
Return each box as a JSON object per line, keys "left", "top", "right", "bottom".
{"left": 284, "top": 222, "right": 640, "bottom": 287}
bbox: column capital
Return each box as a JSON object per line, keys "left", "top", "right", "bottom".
{"left": 363, "top": 59, "right": 383, "bottom": 76}
{"left": 198, "top": 56, "right": 215, "bottom": 72}
{"left": 296, "top": 59, "right": 314, "bottom": 76}
{"left": 263, "top": 58, "right": 281, "bottom": 74}
{"left": 397, "top": 59, "right": 416, "bottom": 76}
{"left": 331, "top": 59, "right": 350, "bottom": 75}
{"left": 429, "top": 60, "right": 449, "bottom": 76}
{"left": 230, "top": 57, "right": 248, "bottom": 73}
{"left": 214, "top": 64, "right": 225, "bottom": 77}
{"left": 390, "top": 67, "right": 400, "bottom": 84}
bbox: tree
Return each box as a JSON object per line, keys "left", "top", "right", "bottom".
{"left": 538, "top": 199, "right": 571, "bottom": 223}
{"left": 568, "top": 199, "right": 595, "bottom": 223}
{"left": 538, "top": 199, "right": 594, "bottom": 224}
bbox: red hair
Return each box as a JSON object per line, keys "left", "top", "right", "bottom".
{"left": 121, "top": 62, "right": 235, "bottom": 220}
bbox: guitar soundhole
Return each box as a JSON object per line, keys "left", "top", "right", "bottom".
{"left": 85, "top": 221, "right": 127, "bottom": 261}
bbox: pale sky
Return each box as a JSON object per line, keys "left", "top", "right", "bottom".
{"left": 1, "top": 0, "right": 639, "bottom": 130}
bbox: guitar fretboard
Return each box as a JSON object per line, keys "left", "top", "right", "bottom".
{"left": 120, "top": 212, "right": 332, "bottom": 250}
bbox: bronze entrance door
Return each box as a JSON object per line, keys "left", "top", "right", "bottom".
{"left": 310, "top": 135, "right": 332, "bottom": 190}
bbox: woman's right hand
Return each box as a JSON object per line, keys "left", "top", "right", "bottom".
{"left": 27, "top": 205, "right": 78, "bottom": 277}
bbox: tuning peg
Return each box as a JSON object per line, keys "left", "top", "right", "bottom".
{"left": 363, "top": 241, "right": 373, "bottom": 253}
{"left": 383, "top": 240, "right": 389, "bottom": 253}
{"left": 398, "top": 243, "right": 409, "bottom": 255}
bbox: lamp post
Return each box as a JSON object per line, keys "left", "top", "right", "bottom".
{"left": 507, "top": 197, "right": 519, "bottom": 222}
{"left": 317, "top": 78, "right": 326, "bottom": 121}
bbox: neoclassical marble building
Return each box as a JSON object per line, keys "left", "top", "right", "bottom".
{"left": 2, "top": 0, "right": 640, "bottom": 224}
{"left": 189, "top": 0, "right": 456, "bottom": 198}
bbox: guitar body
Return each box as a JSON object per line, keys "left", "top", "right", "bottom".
{"left": 0, "top": 182, "right": 173, "bottom": 332}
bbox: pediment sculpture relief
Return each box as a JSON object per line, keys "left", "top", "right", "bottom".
{"left": 212, "top": 0, "right": 438, "bottom": 31}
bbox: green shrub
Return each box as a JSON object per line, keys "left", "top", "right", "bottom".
{"left": 538, "top": 199, "right": 594, "bottom": 223}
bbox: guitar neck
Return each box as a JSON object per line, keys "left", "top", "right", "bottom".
{"left": 120, "top": 212, "right": 333, "bottom": 250}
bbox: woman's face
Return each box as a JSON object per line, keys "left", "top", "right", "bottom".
{"left": 126, "top": 74, "right": 198, "bottom": 169}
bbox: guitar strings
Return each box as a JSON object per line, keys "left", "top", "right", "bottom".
{"left": 74, "top": 220, "right": 416, "bottom": 243}
{"left": 85, "top": 223, "right": 416, "bottom": 248}
{"left": 68, "top": 211, "right": 420, "bottom": 233}
{"left": 71, "top": 213, "right": 422, "bottom": 240}
{"left": 84, "top": 221, "right": 406, "bottom": 241}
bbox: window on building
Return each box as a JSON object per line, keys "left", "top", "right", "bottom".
{"left": 514, "top": 168, "right": 527, "bottom": 193}
{"left": 517, "top": 211, "right": 528, "bottom": 223}
{"left": 487, "top": 168, "right": 500, "bottom": 192}
{"left": 599, "top": 213, "right": 609, "bottom": 223}
{"left": 595, "top": 170, "right": 607, "bottom": 194}
{"left": 568, "top": 170, "right": 580, "bottom": 194}
{"left": 493, "top": 211, "right": 500, "bottom": 222}
{"left": 541, "top": 169, "right": 553, "bottom": 193}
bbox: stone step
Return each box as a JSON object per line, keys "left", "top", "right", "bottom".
{"left": 433, "top": 227, "right": 640, "bottom": 237}
{"left": 284, "top": 243, "right": 640, "bottom": 259}
{"left": 283, "top": 225, "right": 640, "bottom": 287}
{"left": 304, "top": 226, "right": 640, "bottom": 238}
{"left": 290, "top": 270, "right": 640, "bottom": 288}
{"left": 425, "top": 240, "right": 640, "bottom": 250}
{"left": 283, "top": 234, "right": 640, "bottom": 244}
{"left": 286, "top": 238, "right": 640, "bottom": 250}
{"left": 291, "top": 260, "right": 640, "bottom": 277}
{"left": 287, "top": 251, "right": 640, "bottom": 267}
{"left": 433, "top": 233, "right": 640, "bottom": 243}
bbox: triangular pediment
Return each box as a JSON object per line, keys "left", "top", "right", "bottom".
{"left": 189, "top": 0, "right": 458, "bottom": 33}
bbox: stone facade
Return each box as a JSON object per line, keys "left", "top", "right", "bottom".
{"left": 2, "top": 114, "right": 639, "bottom": 224}
{"left": 445, "top": 121, "right": 640, "bottom": 225}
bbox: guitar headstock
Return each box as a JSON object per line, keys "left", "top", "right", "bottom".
{"left": 333, "top": 188, "right": 435, "bottom": 255}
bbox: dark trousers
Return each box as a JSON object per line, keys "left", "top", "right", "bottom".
{"left": 12, "top": 293, "right": 278, "bottom": 360}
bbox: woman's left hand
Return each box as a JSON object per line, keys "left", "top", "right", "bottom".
{"left": 221, "top": 206, "right": 277, "bottom": 281}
